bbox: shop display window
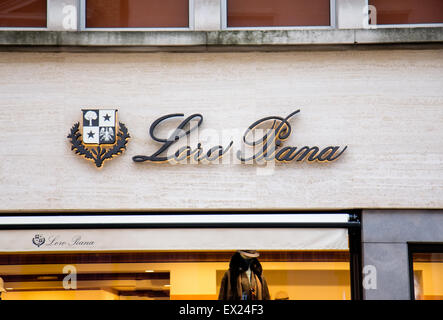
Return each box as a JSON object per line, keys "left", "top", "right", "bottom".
{"left": 85, "top": 0, "right": 189, "bottom": 29}
{"left": 0, "top": 0, "right": 47, "bottom": 28}
{"left": 0, "top": 250, "right": 351, "bottom": 300}
{"left": 410, "top": 244, "right": 443, "bottom": 300}
{"left": 369, "top": 0, "right": 443, "bottom": 25}
{"left": 225, "top": 0, "right": 331, "bottom": 28}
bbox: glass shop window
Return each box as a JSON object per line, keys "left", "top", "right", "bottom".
{"left": 0, "top": 250, "right": 351, "bottom": 300}
{"left": 226, "top": 0, "right": 331, "bottom": 28}
{"left": 411, "top": 248, "right": 443, "bottom": 300}
{"left": 369, "top": 0, "right": 443, "bottom": 25}
{"left": 0, "top": 0, "right": 47, "bottom": 28}
{"left": 85, "top": 0, "right": 189, "bottom": 28}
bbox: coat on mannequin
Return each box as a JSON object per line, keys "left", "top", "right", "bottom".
{"left": 218, "top": 250, "right": 270, "bottom": 300}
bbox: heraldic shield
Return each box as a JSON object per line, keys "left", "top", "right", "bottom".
{"left": 67, "top": 109, "right": 130, "bottom": 168}
{"left": 82, "top": 109, "right": 116, "bottom": 145}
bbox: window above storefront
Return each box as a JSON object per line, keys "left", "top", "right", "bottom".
{"left": 369, "top": 0, "right": 443, "bottom": 26}
{"left": 82, "top": 0, "right": 191, "bottom": 30}
{"left": 0, "top": 0, "right": 47, "bottom": 28}
{"left": 0, "top": 0, "right": 442, "bottom": 48}
{"left": 222, "top": 0, "right": 334, "bottom": 29}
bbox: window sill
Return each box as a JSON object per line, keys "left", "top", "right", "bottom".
{"left": 0, "top": 28, "right": 441, "bottom": 50}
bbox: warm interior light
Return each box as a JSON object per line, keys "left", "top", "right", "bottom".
{"left": 37, "top": 276, "right": 58, "bottom": 280}
{"left": 0, "top": 250, "right": 351, "bottom": 300}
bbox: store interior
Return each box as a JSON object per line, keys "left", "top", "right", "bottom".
{"left": 0, "top": 250, "right": 351, "bottom": 300}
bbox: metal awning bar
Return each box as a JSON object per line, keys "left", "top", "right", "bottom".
{"left": 0, "top": 213, "right": 359, "bottom": 229}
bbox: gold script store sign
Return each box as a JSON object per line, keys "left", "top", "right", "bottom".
{"left": 132, "top": 110, "right": 347, "bottom": 164}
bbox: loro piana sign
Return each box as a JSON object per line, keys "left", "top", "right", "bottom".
{"left": 68, "top": 109, "right": 347, "bottom": 168}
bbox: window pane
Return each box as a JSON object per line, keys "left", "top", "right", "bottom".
{"left": 370, "top": 0, "right": 443, "bottom": 25}
{"left": 0, "top": 0, "right": 46, "bottom": 27}
{"left": 227, "top": 0, "right": 331, "bottom": 27}
{"left": 0, "top": 250, "right": 351, "bottom": 300}
{"left": 86, "top": 0, "right": 189, "bottom": 28}
{"left": 413, "top": 252, "right": 443, "bottom": 300}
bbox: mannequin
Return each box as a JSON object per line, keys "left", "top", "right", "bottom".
{"left": 218, "top": 250, "right": 270, "bottom": 300}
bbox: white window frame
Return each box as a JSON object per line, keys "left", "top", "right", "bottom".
{"left": 221, "top": 0, "right": 336, "bottom": 30}
{"left": 0, "top": 0, "right": 48, "bottom": 31}
{"left": 80, "top": 0, "right": 194, "bottom": 31}
{"left": 366, "top": 0, "right": 443, "bottom": 28}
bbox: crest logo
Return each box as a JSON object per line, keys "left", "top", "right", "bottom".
{"left": 67, "top": 109, "right": 130, "bottom": 168}
{"left": 32, "top": 234, "right": 45, "bottom": 247}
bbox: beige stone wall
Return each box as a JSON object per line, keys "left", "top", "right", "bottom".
{"left": 0, "top": 49, "right": 442, "bottom": 211}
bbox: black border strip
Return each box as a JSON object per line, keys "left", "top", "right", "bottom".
{"left": 0, "top": 209, "right": 357, "bottom": 217}
{"left": 349, "top": 212, "right": 363, "bottom": 300}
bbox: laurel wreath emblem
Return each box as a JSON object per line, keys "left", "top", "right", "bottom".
{"left": 67, "top": 122, "right": 130, "bottom": 168}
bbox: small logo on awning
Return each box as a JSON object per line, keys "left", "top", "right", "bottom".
{"left": 32, "top": 234, "right": 45, "bottom": 247}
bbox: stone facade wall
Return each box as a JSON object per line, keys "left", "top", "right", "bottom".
{"left": 0, "top": 49, "right": 442, "bottom": 211}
